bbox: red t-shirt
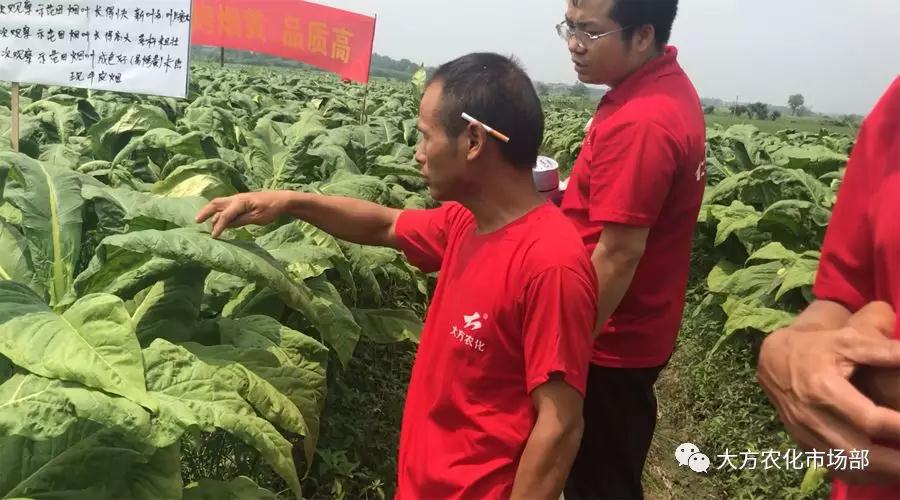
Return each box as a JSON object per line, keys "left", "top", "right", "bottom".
{"left": 812, "top": 77, "right": 900, "bottom": 500}
{"left": 560, "top": 46, "right": 707, "bottom": 368}
{"left": 392, "top": 201, "right": 597, "bottom": 499}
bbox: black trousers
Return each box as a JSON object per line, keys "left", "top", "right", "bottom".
{"left": 564, "top": 362, "right": 667, "bottom": 500}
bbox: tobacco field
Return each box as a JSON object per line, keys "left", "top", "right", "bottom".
{"left": 0, "top": 65, "right": 854, "bottom": 499}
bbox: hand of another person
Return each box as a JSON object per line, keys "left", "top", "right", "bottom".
{"left": 758, "top": 302, "right": 900, "bottom": 485}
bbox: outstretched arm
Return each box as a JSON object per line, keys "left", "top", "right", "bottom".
{"left": 196, "top": 191, "right": 402, "bottom": 248}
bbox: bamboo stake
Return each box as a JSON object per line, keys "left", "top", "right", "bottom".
{"left": 10, "top": 82, "right": 20, "bottom": 153}
{"left": 359, "top": 14, "right": 378, "bottom": 124}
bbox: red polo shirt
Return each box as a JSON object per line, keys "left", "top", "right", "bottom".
{"left": 812, "top": 77, "right": 900, "bottom": 500}
{"left": 393, "top": 201, "right": 597, "bottom": 499}
{"left": 560, "top": 46, "right": 707, "bottom": 368}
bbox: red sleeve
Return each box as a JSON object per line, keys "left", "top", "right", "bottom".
{"left": 520, "top": 265, "right": 596, "bottom": 397}
{"left": 394, "top": 203, "right": 462, "bottom": 274}
{"left": 812, "top": 117, "right": 879, "bottom": 312}
{"left": 589, "top": 120, "right": 678, "bottom": 227}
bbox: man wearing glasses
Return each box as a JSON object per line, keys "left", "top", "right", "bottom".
{"left": 555, "top": 1, "right": 706, "bottom": 499}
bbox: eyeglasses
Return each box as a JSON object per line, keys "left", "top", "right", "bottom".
{"left": 555, "top": 21, "right": 631, "bottom": 48}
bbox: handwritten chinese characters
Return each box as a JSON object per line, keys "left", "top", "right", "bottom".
{"left": 0, "top": 1, "right": 192, "bottom": 98}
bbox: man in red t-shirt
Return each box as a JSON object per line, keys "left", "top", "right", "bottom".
{"left": 197, "top": 53, "right": 597, "bottom": 499}
{"left": 758, "top": 78, "right": 900, "bottom": 499}
{"left": 555, "top": 1, "right": 706, "bottom": 498}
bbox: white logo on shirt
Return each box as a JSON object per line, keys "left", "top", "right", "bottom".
{"left": 450, "top": 326, "right": 486, "bottom": 352}
{"left": 448, "top": 313, "right": 490, "bottom": 353}
{"left": 464, "top": 312, "right": 487, "bottom": 331}
{"left": 696, "top": 160, "right": 706, "bottom": 182}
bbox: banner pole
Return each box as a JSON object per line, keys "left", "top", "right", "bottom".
{"left": 359, "top": 14, "right": 377, "bottom": 124}
{"left": 360, "top": 83, "right": 369, "bottom": 124}
{"left": 10, "top": 82, "right": 20, "bottom": 153}
{"left": 220, "top": 46, "right": 225, "bottom": 67}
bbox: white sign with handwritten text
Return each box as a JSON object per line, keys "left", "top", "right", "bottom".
{"left": 0, "top": 1, "right": 192, "bottom": 98}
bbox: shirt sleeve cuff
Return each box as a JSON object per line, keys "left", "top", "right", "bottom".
{"left": 590, "top": 208, "right": 656, "bottom": 227}
{"left": 812, "top": 280, "right": 868, "bottom": 313}
{"left": 527, "top": 369, "right": 587, "bottom": 399}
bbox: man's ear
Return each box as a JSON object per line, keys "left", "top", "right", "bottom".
{"left": 633, "top": 25, "right": 657, "bottom": 53}
{"left": 464, "top": 122, "right": 488, "bottom": 162}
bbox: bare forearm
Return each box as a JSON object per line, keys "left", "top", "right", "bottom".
{"left": 510, "top": 417, "right": 583, "bottom": 500}
{"left": 282, "top": 192, "right": 401, "bottom": 247}
{"left": 592, "top": 250, "right": 640, "bottom": 333}
{"left": 792, "top": 300, "right": 852, "bottom": 331}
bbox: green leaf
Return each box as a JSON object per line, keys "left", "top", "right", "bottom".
{"left": 758, "top": 199, "right": 831, "bottom": 247}
{"left": 411, "top": 65, "right": 427, "bottom": 95}
{"left": 88, "top": 105, "right": 174, "bottom": 161}
{"left": 305, "top": 275, "right": 360, "bottom": 365}
{"left": 112, "top": 129, "right": 212, "bottom": 171}
{"left": 0, "top": 373, "right": 151, "bottom": 443}
{"left": 23, "top": 100, "right": 83, "bottom": 144}
{"left": 703, "top": 201, "right": 762, "bottom": 246}
{"left": 113, "top": 442, "right": 183, "bottom": 500}
{"left": 302, "top": 138, "right": 360, "bottom": 181}
{"left": 800, "top": 465, "right": 828, "bottom": 494}
{"left": 366, "top": 160, "right": 423, "bottom": 180}
{"left": 773, "top": 145, "right": 848, "bottom": 177}
{"left": 746, "top": 242, "right": 800, "bottom": 264}
{"left": 721, "top": 297, "right": 795, "bottom": 339}
{"left": 132, "top": 268, "right": 209, "bottom": 346}
{"left": 218, "top": 315, "right": 328, "bottom": 466}
{"left": 353, "top": 308, "right": 423, "bottom": 344}
{"left": 245, "top": 117, "right": 320, "bottom": 191}
{"left": 704, "top": 165, "right": 835, "bottom": 210}
{"left": 39, "top": 143, "right": 86, "bottom": 170}
{"left": 222, "top": 283, "right": 286, "bottom": 320}
{"left": 152, "top": 159, "right": 247, "bottom": 199}
{"left": 319, "top": 172, "right": 404, "bottom": 208}
{"left": 723, "top": 124, "right": 762, "bottom": 171}
{"left": 180, "top": 342, "right": 309, "bottom": 437}
{"left": 0, "top": 202, "right": 22, "bottom": 226}
{"left": 277, "top": 245, "right": 342, "bottom": 281}
{"left": 202, "top": 270, "right": 249, "bottom": 313}
{"left": 183, "top": 476, "right": 279, "bottom": 500}
{"left": 83, "top": 184, "right": 211, "bottom": 234}
{"left": 709, "top": 297, "right": 795, "bottom": 357}
{"left": 0, "top": 219, "right": 34, "bottom": 286}
{"left": 0, "top": 423, "right": 158, "bottom": 499}
{"left": 777, "top": 251, "right": 821, "bottom": 301}
{"left": 256, "top": 221, "right": 355, "bottom": 296}
{"left": 1, "top": 152, "right": 84, "bottom": 307}
{"left": 75, "top": 255, "right": 183, "bottom": 301}
{"left": 340, "top": 243, "right": 399, "bottom": 303}
{"left": 181, "top": 106, "right": 242, "bottom": 150}
{"left": 75, "top": 228, "right": 358, "bottom": 366}
{"left": 0, "top": 282, "right": 152, "bottom": 409}
{"left": 144, "top": 340, "right": 303, "bottom": 499}
{"left": 707, "top": 259, "right": 784, "bottom": 305}
{"left": 0, "top": 355, "right": 12, "bottom": 382}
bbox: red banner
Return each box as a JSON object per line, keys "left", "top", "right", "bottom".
{"left": 191, "top": 0, "right": 376, "bottom": 83}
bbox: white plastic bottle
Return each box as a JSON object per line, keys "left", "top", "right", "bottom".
{"left": 534, "top": 156, "right": 563, "bottom": 204}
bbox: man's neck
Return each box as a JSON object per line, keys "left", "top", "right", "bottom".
{"left": 610, "top": 48, "right": 663, "bottom": 89}
{"left": 459, "top": 169, "right": 546, "bottom": 235}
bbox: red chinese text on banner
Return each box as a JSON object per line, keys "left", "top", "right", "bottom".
{"left": 191, "top": 0, "right": 376, "bottom": 83}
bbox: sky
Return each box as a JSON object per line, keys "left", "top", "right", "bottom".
{"left": 315, "top": 0, "right": 900, "bottom": 115}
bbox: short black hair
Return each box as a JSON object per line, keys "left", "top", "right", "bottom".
{"left": 575, "top": 0, "right": 679, "bottom": 51}
{"left": 427, "top": 53, "right": 544, "bottom": 169}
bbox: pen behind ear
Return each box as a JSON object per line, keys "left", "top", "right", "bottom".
{"left": 461, "top": 112, "right": 511, "bottom": 143}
